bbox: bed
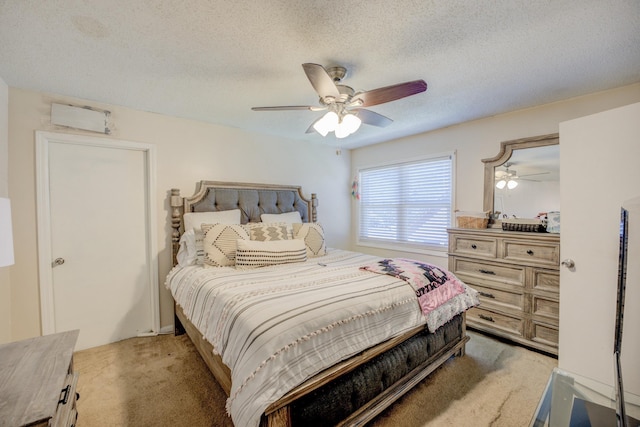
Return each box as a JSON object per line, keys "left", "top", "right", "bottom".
{"left": 166, "top": 181, "right": 478, "bottom": 427}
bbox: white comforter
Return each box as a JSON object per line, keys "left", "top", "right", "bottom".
{"left": 166, "top": 249, "right": 475, "bottom": 427}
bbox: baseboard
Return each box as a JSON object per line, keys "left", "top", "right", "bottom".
{"left": 159, "top": 325, "right": 174, "bottom": 335}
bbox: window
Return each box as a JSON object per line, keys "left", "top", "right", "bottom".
{"left": 358, "top": 153, "right": 454, "bottom": 251}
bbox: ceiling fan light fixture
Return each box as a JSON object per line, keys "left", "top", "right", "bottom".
{"left": 496, "top": 179, "right": 507, "bottom": 189}
{"left": 252, "top": 63, "right": 427, "bottom": 138}
{"left": 335, "top": 113, "right": 362, "bottom": 138}
{"left": 507, "top": 179, "right": 518, "bottom": 189}
{"left": 341, "top": 113, "right": 362, "bottom": 134}
{"left": 334, "top": 124, "right": 350, "bottom": 139}
{"left": 313, "top": 111, "right": 339, "bottom": 136}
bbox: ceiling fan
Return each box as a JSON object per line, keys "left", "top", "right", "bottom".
{"left": 251, "top": 63, "right": 427, "bottom": 138}
{"left": 495, "top": 162, "right": 549, "bottom": 189}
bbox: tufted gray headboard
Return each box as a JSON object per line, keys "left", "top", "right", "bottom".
{"left": 169, "top": 181, "right": 317, "bottom": 264}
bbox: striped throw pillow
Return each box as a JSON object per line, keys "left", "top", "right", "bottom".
{"left": 235, "top": 239, "right": 307, "bottom": 269}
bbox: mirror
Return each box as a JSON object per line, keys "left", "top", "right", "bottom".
{"left": 483, "top": 133, "right": 559, "bottom": 222}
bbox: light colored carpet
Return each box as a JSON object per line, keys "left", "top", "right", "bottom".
{"left": 73, "top": 330, "right": 556, "bottom": 427}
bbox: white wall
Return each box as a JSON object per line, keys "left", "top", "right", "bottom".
{"left": 350, "top": 84, "right": 640, "bottom": 271}
{"left": 7, "top": 87, "right": 351, "bottom": 341}
{"left": 6, "top": 83, "right": 640, "bottom": 344}
{"left": 0, "top": 77, "right": 10, "bottom": 343}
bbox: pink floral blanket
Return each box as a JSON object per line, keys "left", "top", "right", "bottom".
{"left": 361, "top": 258, "right": 465, "bottom": 316}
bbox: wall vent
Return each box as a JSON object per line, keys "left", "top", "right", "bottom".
{"left": 51, "top": 103, "right": 111, "bottom": 134}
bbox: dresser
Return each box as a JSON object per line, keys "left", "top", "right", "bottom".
{"left": 0, "top": 330, "right": 80, "bottom": 426}
{"left": 448, "top": 228, "right": 560, "bottom": 355}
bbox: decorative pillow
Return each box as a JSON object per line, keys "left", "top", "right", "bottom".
{"left": 293, "top": 223, "right": 326, "bottom": 257}
{"left": 184, "top": 209, "right": 241, "bottom": 232}
{"left": 201, "top": 223, "right": 250, "bottom": 267}
{"left": 245, "top": 222, "right": 291, "bottom": 241}
{"left": 235, "top": 239, "right": 307, "bottom": 269}
{"left": 260, "top": 211, "right": 302, "bottom": 224}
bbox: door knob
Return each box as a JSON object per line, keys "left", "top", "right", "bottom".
{"left": 561, "top": 259, "right": 575, "bottom": 269}
{"left": 52, "top": 257, "right": 65, "bottom": 267}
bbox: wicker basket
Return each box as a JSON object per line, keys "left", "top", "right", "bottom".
{"left": 455, "top": 211, "right": 489, "bottom": 229}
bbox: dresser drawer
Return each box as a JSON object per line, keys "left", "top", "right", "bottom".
{"left": 450, "top": 257, "right": 525, "bottom": 287}
{"left": 531, "top": 321, "right": 559, "bottom": 349}
{"left": 467, "top": 307, "right": 524, "bottom": 337}
{"left": 449, "top": 235, "right": 497, "bottom": 258}
{"left": 502, "top": 240, "right": 559, "bottom": 267}
{"left": 532, "top": 268, "right": 559, "bottom": 293}
{"left": 472, "top": 283, "right": 524, "bottom": 313}
{"left": 531, "top": 294, "right": 559, "bottom": 322}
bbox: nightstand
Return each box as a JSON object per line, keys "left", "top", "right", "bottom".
{"left": 0, "top": 330, "right": 80, "bottom": 426}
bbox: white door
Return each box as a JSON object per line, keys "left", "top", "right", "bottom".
{"left": 36, "top": 132, "right": 158, "bottom": 350}
{"left": 558, "top": 102, "right": 640, "bottom": 398}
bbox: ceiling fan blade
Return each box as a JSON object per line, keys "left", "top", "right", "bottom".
{"left": 305, "top": 116, "right": 323, "bottom": 134}
{"left": 352, "top": 80, "right": 427, "bottom": 107}
{"left": 302, "top": 63, "right": 340, "bottom": 99}
{"left": 251, "top": 105, "right": 322, "bottom": 111}
{"left": 355, "top": 109, "right": 393, "bottom": 127}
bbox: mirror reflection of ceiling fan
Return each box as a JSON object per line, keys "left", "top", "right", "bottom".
{"left": 251, "top": 63, "right": 427, "bottom": 138}
{"left": 495, "top": 162, "right": 550, "bottom": 189}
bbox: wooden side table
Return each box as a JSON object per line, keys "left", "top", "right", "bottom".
{"left": 0, "top": 330, "right": 80, "bottom": 427}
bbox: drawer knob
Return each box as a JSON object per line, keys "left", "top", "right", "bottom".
{"left": 479, "top": 314, "right": 495, "bottom": 322}
{"left": 479, "top": 269, "right": 496, "bottom": 275}
{"left": 527, "top": 249, "right": 534, "bottom": 255}
{"left": 471, "top": 244, "right": 477, "bottom": 249}
{"left": 59, "top": 384, "right": 71, "bottom": 404}
{"left": 479, "top": 291, "right": 496, "bottom": 299}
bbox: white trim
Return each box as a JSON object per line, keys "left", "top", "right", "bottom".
{"left": 35, "top": 136, "right": 54, "bottom": 333}
{"left": 159, "top": 325, "right": 175, "bottom": 335}
{"left": 35, "top": 131, "right": 159, "bottom": 336}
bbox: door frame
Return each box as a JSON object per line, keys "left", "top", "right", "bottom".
{"left": 35, "top": 131, "right": 159, "bottom": 336}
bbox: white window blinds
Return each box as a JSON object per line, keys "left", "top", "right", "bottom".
{"left": 358, "top": 154, "right": 453, "bottom": 250}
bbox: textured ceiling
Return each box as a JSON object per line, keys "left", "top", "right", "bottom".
{"left": 1, "top": 1, "right": 639, "bottom": 149}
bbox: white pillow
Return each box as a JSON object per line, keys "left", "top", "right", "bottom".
{"left": 235, "top": 239, "right": 307, "bottom": 269}
{"left": 201, "top": 223, "right": 250, "bottom": 267}
{"left": 293, "top": 223, "right": 327, "bottom": 257}
{"left": 260, "top": 211, "right": 302, "bottom": 224}
{"left": 176, "top": 229, "right": 198, "bottom": 267}
{"left": 184, "top": 209, "right": 241, "bottom": 232}
{"left": 176, "top": 228, "right": 208, "bottom": 266}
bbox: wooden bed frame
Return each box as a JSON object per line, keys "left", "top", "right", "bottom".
{"left": 169, "top": 181, "right": 469, "bottom": 427}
